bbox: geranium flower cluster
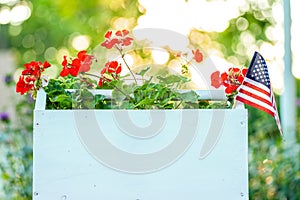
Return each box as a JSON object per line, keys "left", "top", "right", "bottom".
{"left": 60, "top": 50, "right": 94, "bottom": 77}
{"left": 16, "top": 61, "right": 51, "bottom": 95}
{"left": 100, "top": 29, "right": 133, "bottom": 49}
{"left": 211, "top": 67, "right": 247, "bottom": 94}
{"left": 98, "top": 61, "right": 122, "bottom": 87}
{"left": 16, "top": 29, "right": 205, "bottom": 97}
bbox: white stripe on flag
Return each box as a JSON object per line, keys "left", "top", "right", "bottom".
{"left": 243, "top": 77, "right": 271, "bottom": 93}
{"left": 240, "top": 84, "right": 271, "bottom": 102}
{"left": 236, "top": 92, "right": 276, "bottom": 113}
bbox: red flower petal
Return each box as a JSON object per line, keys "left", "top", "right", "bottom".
{"left": 210, "top": 71, "right": 222, "bottom": 88}
{"left": 98, "top": 78, "right": 104, "bottom": 87}
{"left": 122, "top": 29, "right": 129, "bottom": 36}
{"left": 221, "top": 72, "right": 228, "bottom": 82}
{"left": 100, "top": 40, "right": 108, "bottom": 47}
{"left": 192, "top": 49, "right": 203, "bottom": 63}
{"left": 115, "top": 30, "right": 122, "bottom": 36}
{"left": 79, "top": 63, "right": 90, "bottom": 73}
{"left": 101, "top": 38, "right": 119, "bottom": 49}
{"left": 60, "top": 67, "right": 69, "bottom": 77}
{"left": 116, "top": 64, "right": 122, "bottom": 74}
{"left": 225, "top": 85, "right": 239, "bottom": 94}
{"left": 101, "top": 67, "right": 107, "bottom": 75}
{"left": 69, "top": 66, "right": 79, "bottom": 77}
{"left": 77, "top": 50, "right": 87, "bottom": 61}
{"left": 62, "top": 56, "right": 68, "bottom": 67}
{"left": 104, "top": 31, "right": 112, "bottom": 39}
{"left": 242, "top": 68, "right": 248, "bottom": 76}
{"left": 229, "top": 67, "right": 239, "bottom": 73}
{"left": 238, "top": 75, "right": 245, "bottom": 84}
{"left": 121, "top": 37, "right": 133, "bottom": 46}
{"left": 43, "top": 61, "right": 51, "bottom": 68}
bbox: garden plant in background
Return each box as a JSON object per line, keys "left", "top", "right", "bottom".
{"left": 0, "top": 103, "right": 33, "bottom": 199}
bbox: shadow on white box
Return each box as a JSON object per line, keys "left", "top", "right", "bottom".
{"left": 33, "top": 89, "right": 248, "bottom": 200}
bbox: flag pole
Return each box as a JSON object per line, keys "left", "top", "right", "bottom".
{"left": 281, "top": 0, "right": 297, "bottom": 154}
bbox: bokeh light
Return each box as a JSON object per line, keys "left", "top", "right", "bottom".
{"left": 152, "top": 49, "right": 169, "bottom": 65}
{"left": 0, "top": 2, "right": 31, "bottom": 25}
{"left": 71, "top": 35, "right": 91, "bottom": 51}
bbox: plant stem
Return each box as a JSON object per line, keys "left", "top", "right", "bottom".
{"left": 83, "top": 72, "right": 101, "bottom": 79}
{"left": 119, "top": 49, "right": 137, "bottom": 84}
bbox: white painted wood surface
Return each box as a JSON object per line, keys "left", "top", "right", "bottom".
{"left": 33, "top": 91, "right": 248, "bottom": 200}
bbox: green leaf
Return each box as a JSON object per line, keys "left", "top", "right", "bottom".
{"left": 179, "top": 90, "right": 199, "bottom": 103}
{"left": 136, "top": 66, "right": 151, "bottom": 76}
{"left": 50, "top": 94, "right": 71, "bottom": 102}
{"left": 157, "top": 74, "right": 190, "bottom": 85}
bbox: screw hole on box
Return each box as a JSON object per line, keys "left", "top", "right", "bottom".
{"left": 61, "top": 194, "right": 67, "bottom": 200}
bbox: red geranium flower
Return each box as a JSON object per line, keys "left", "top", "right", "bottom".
{"left": 98, "top": 61, "right": 122, "bottom": 87}
{"left": 210, "top": 67, "right": 248, "bottom": 94}
{"left": 192, "top": 49, "right": 204, "bottom": 63}
{"left": 60, "top": 51, "right": 94, "bottom": 77}
{"left": 101, "top": 29, "right": 133, "bottom": 49}
{"left": 77, "top": 50, "right": 94, "bottom": 73}
{"left": 60, "top": 56, "right": 79, "bottom": 77}
{"left": 101, "top": 61, "right": 122, "bottom": 74}
{"left": 210, "top": 71, "right": 223, "bottom": 88}
{"left": 16, "top": 76, "right": 33, "bottom": 95}
{"left": 16, "top": 61, "right": 51, "bottom": 95}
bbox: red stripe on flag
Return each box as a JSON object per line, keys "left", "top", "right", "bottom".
{"left": 236, "top": 96, "right": 275, "bottom": 117}
{"left": 242, "top": 81, "right": 270, "bottom": 97}
{"left": 238, "top": 88, "right": 273, "bottom": 107}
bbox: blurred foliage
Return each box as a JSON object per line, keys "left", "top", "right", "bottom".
{"left": 0, "top": 97, "right": 34, "bottom": 199}
{"left": 190, "top": 0, "right": 281, "bottom": 66}
{"left": 1, "top": 0, "right": 142, "bottom": 65}
{"left": 248, "top": 104, "right": 300, "bottom": 200}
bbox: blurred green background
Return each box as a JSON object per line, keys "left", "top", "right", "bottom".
{"left": 0, "top": 0, "right": 299, "bottom": 199}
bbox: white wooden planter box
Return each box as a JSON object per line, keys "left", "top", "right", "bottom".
{"left": 33, "top": 90, "right": 248, "bottom": 200}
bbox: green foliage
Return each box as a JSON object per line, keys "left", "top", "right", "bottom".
{"left": 44, "top": 73, "right": 226, "bottom": 110}
{"left": 3, "top": 0, "right": 142, "bottom": 65}
{"left": 44, "top": 78, "right": 73, "bottom": 109}
{"left": 248, "top": 104, "right": 300, "bottom": 199}
{"left": 0, "top": 98, "right": 34, "bottom": 199}
{"left": 207, "top": 0, "right": 280, "bottom": 66}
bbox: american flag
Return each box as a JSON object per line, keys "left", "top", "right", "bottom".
{"left": 235, "top": 51, "right": 283, "bottom": 135}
